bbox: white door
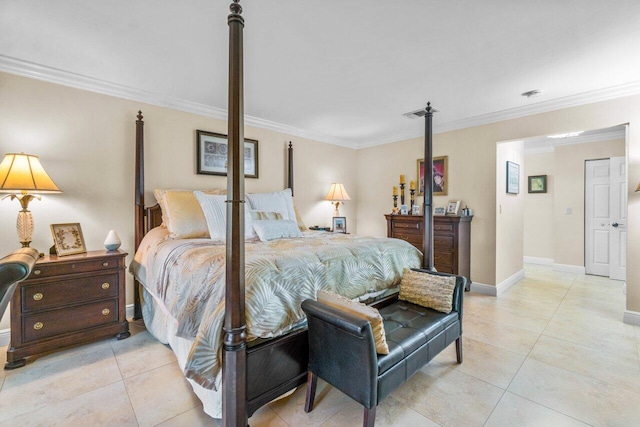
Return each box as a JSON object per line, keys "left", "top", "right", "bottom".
{"left": 585, "top": 159, "right": 611, "bottom": 276}
{"left": 609, "top": 156, "right": 626, "bottom": 281}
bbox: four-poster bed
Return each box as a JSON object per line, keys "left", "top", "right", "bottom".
{"left": 130, "top": 1, "right": 439, "bottom": 424}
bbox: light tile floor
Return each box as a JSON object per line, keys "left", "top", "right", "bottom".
{"left": 1, "top": 264, "right": 639, "bottom": 426}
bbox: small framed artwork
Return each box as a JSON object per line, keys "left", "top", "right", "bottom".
{"left": 197, "top": 130, "right": 259, "bottom": 178}
{"left": 446, "top": 200, "right": 461, "bottom": 216}
{"left": 506, "top": 161, "right": 520, "bottom": 194}
{"left": 417, "top": 156, "right": 448, "bottom": 196}
{"left": 411, "top": 205, "right": 421, "bottom": 215}
{"left": 50, "top": 223, "right": 87, "bottom": 256}
{"left": 528, "top": 175, "right": 547, "bottom": 193}
{"left": 434, "top": 206, "right": 446, "bottom": 216}
{"left": 332, "top": 217, "right": 347, "bottom": 233}
{"left": 400, "top": 205, "right": 408, "bottom": 215}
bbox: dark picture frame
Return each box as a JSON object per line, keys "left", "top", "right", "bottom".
{"left": 506, "top": 161, "right": 520, "bottom": 194}
{"left": 417, "top": 156, "right": 448, "bottom": 196}
{"left": 528, "top": 175, "right": 547, "bottom": 193}
{"left": 50, "top": 222, "right": 87, "bottom": 256}
{"left": 196, "top": 130, "right": 259, "bottom": 178}
{"left": 332, "top": 216, "right": 347, "bottom": 233}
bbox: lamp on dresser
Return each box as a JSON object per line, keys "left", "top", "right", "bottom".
{"left": 0, "top": 153, "right": 62, "bottom": 248}
{"left": 324, "top": 182, "right": 351, "bottom": 217}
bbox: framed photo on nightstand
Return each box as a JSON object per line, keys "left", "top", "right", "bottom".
{"left": 50, "top": 223, "right": 87, "bottom": 256}
{"left": 332, "top": 217, "right": 347, "bottom": 233}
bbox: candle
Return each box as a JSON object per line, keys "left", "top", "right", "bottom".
{"left": 410, "top": 180, "right": 415, "bottom": 190}
{"left": 400, "top": 174, "right": 405, "bottom": 184}
{"left": 393, "top": 186, "right": 398, "bottom": 196}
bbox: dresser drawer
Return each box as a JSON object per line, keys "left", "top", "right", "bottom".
{"left": 434, "top": 251, "right": 454, "bottom": 267}
{"left": 394, "top": 232, "right": 422, "bottom": 245}
{"left": 22, "top": 273, "right": 119, "bottom": 312}
{"left": 394, "top": 221, "right": 422, "bottom": 231}
{"left": 434, "top": 235, "right": 454, "bottom": 249}
{"left": 22, "top": 299, "right": 119, "bottom": 343}
{"left": 29, "top": 257, "right": 121, "bottom": 280}
{"left": 434, "top": 223, "right": 454, "bottom": 232}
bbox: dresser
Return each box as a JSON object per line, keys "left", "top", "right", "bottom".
{"left": 385, "top": 214, "right": 472, "bottom": 283}
{"left": 5, "top": 250, "right": 130, "bottom": 369}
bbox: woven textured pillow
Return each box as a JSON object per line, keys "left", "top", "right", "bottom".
{"left": 316, "top": 290, "right": 389, "bottom": 355}
{"left": 399, "top": 269, "right": 456, "bottom": 313}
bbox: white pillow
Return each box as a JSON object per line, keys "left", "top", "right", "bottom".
{"left": 246, "top": 188, "right": 296, "bottom": 222}
{"left": 252, "top": 220, "right": 302, "bottom": 241}
{"left": 194, "top": 192, "right": 256, "bottom": 241}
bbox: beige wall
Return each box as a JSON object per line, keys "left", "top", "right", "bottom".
{"left": 524, "top": 152, "right": 554, "bottom": 260}
{"left": 553, "top": 139, "right": 625, "bottom": 267}
{"left": 496, "top": 140, "right": 524, "bottom": 285}
{"left": 0, "top": 72, "right": 357, "bottom": 330}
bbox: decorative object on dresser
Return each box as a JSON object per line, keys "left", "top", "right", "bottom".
{"left": 434, "top": 206, "right": 446, "bottom": 215}
{"left": 0, "top": 153, "right": 62, "bottom": 248}
{"left": 411, "top": 205, "right": 421, "bottom": 215}
{"left": 50, "top": 223, "right": 86, "bottom": 256}
{"left": 392, "top": 186, "right": 399, "bottom": 214}
{"left": 324, "top": 182, "right": 351, "bottom": 217}
{"left": 5, "top": 250, "right": 130, "bottom": 369}
{"left": 417, "top": 155, "right": 448, "bottom": 196}
{"left": 506, "top": 161, "right": 520, "bottom": 194}
{"left": 528, "top": 175, "right": 547, "bottom": 193}
{"left": 332, "top": 216, "right": 346, "bottom": 233}
{"left": 196, "top": 130, "right": 259, "bottom": 178}
{"left": 385, "top": 214, "right": 472, "bottom": 290}
{"left": 446, "top": 200, "right": 460, "bottom": 216}
{"left": 104, "top": 230, "right": 122, "bottom": 251}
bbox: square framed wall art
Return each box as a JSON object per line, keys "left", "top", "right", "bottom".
{"left": 528, "top": 175, "right": 547, "bottom": 193}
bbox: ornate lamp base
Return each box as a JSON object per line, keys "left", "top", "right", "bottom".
{"left": 17, "top": 209, "right": 34, "bottom": 247}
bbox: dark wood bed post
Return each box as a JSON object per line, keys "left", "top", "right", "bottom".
{"left": 133, "top": 111, "right": 145, "bottom": 320}
{"left": 223, "top": 1, "right": 248, "bottom": 425}
{"left": 288, "top": 142, "right": 294, "bottom": 196}
{"left": 422, "top": 102, "right": 435, "bottom": 270}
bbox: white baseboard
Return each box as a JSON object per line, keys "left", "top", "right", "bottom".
{"left": 0, "top": 304, "right": 136, "bottom": 348}
{"left": 623, "top": 310, "right": 640, "bottom": 326}
{"left": 470, "top": 282, "right": 497, "bottom": 296}
{"left": 523, "top": 256, "right": 554, "bottom": 265}
{"left": 553, "top": 263, "right": 586, "bottom": 275}
{"left": 496, "top": 269, "right": 525, "bottom": 296}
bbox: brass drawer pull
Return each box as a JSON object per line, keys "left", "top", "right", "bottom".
{"left": 102, "top": 308, "right": 110, "bottom": 316}
{"left": 102, "top": 262, "right": 109, "bottom": 267}
{"left": 33, "top": 322, "right": 43, "bottom": 330}
{"left": 102, "top": 283, "right": 110, "bottom": 290}
{"left": 34, "top": 269, "right": 41, "bottom": 275}
{"left": 33, "top": 293, "right": 44, "bottom": 301}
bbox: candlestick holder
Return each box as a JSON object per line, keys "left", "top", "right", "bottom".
{"left": 392, "top": 195, "right": 398, "bottom": 214}
{"left": 400, "top": 183, "right": 405, "bottom": 206}
{"left": 409, "top": 189, "right": 415, "bottom": 213}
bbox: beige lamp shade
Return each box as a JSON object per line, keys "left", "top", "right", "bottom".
{"left": 0, "top": 153, "right": 61, "bottom": 193}
{"left": 324, "top": 183, "right": 350, "bottom": 217}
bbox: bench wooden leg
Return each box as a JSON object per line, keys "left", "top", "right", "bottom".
{"left": 363, "top": 405, "right": 376, "bottom": 427}
{"left": 456, "top": 337, "right": 463, "bottom": 363}
{"left": 304, "top": 371, "right": 318, "bottom": 413}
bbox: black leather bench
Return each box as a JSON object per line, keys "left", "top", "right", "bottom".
{"left": 301, "top": 270, "right": 466, "bottom": 427}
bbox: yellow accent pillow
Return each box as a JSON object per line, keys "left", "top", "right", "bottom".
{"left": 154, "top": 189, "right": 224, "bottom": 239}
{"left": 294, "top": 204, "right": 308, "bottom": 231}
{"left": 399, "top": 269, "right": 456, "bottom": 313}
{"left": 316, "top": 290, "right": 389, "bottom": 354}
{"left": 249, "top": 210, "right": 283, "bottom": 221}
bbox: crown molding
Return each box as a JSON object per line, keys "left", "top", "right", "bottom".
{"left": 0, "top": 55, "right": 358, "bottom": 149}
{"left": 524, "top": 128, "right": 626, "bottom": 155}
{"left": 1, "top": 54, "right": 638, "bottom": 151}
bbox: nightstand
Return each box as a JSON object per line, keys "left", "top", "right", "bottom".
{"left": 5, "top": 250, "right": 130, "bottom": 369}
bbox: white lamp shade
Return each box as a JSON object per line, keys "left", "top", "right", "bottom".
{"left": 324, "top": 183, "right": 351, "bottom": 201}
{"left": 0, "top": 153, "right": 61, "bottom": 193}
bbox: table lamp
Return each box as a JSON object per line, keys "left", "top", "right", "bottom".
{"left": 324, "top": 183, "right": 351, "bottom": 217}
{"left": 0, "top": 153, "right": 62, "bottom": 247}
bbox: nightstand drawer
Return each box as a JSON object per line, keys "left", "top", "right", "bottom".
{"left": 29, "top": 257, "right": 121, "bottom": 279}
{"left": 22, "top": 299, "right": 119, "bottom": 342}
{"left": 22, "top": 273, "right": 119, "bottom": 312}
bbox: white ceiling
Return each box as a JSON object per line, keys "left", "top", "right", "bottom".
{"left": 1, "top": 0, "right": 640, "bottom": 148}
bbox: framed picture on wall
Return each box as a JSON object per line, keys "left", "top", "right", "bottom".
{"left": 196, "top": 130, "right": 259, "bottom": 178}
{"left": 506, "top": 161, "right": 520, "bottom": 194}
{"left": 417, "top": 156, "right": 448, "bottom": 196}
{"left": 528, "top": 175, "right": 547, "bottom": 193}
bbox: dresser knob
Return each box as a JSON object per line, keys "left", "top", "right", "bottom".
{"left": 102, "top": 308, "right": 110, "bottom": 316}
{"left": 33, "top": 293, "right": 44, "bottom": 301}
{"left": 102, "top": 262, "right": 109, "bottom": 267}
{"left": 34, "top": 269, "right": 41, "bottom": 275}
{"left": 33, "top": 322, "right": 43, "bottom": 330}
{"left": 102, "top": 283, "right": 110, "bottom": 290}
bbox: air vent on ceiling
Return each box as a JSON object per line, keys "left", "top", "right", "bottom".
{"left": 402, "top": 106, "right": 439, "bottom": 119}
